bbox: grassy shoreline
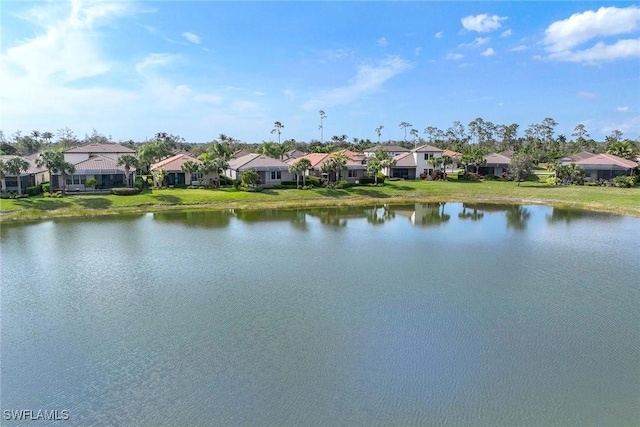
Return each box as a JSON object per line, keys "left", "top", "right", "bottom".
{"left": 1, "top": 180, "right": 639, "bottom": 223}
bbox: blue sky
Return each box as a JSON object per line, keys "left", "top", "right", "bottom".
{"left": 1, "top": 1, "right": 639, "bottom": 144}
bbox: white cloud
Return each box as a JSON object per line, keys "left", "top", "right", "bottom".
{"left": 232, "top": 100, "right": 262, "bottom": 113}
{"left": 435, "top": 31, "right": 443, "bottom": 39}
{"left": 459, "top": 37, "right": 490, "bottom": 48}
{"left": 301, "top": 56, "right": 412, "bottom": 109}
{"left": 193, "top": 93, "right": 224, "bottom": 104}
{"left": 617, "top": 106, "right": 629, "bottom": 112}
{"left": 547, "top": 38, "right": 640, "bottom": 62}
{"left": 543, "top": 6, "right": 640, "bottom": 62}
{"left": 135, "top": 53, "right": 181, "bottom": 76}
{"left": 510, "top": 45, "right": 528, "bottom": 52}
{"left": 461, "top": 14, "right": 507, "bottom": 33}
{"left": 182, "top": 32, "right": 201, "bottom": 44}
{"left": 600, "top": 115, "right": 640, "bottom": 135}
{"left": 501, "top": 29, "right": 512, "bottom": 37}
{"left": 414, "top": 47, "right": 422, "bottom": 56}
{"left": 446, "top": 53, "right": 464, "bottom": 60}
{"left": 481, "top": 48, "right": 495, "bottom": 56}
{"left": 577, "top": 91, "right": 596, "bottom": 99}
{"left": 377, "top": 37, "right": 388, "bottom": 47}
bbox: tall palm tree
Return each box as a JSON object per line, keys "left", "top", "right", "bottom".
{"left": 57, "top": 160, "right": 75, "bottom": 196}
{"left": 5, "top": 157, "right": 29, "bottom": 195}
{"left": 295, "top": 158, "right": 312, "bottom": 187}
{"left": 319, "top": 110, "right": 326, "bottom": 144}
{"left": 375, "top": 126, "right": 384, "bottom": 143}
{"left": 36, "top": 150, "right": 64, "bottom": 194}
{"left": 441, "top": 155, "right": 453, "bottom": 173}
{"left": 213, "top": 157, "right": 229, "bottom": 188}
{"left": 288, "top": 162, "right": 302, "bottom": 187}
{"left": 410, "top": 129, "right": 419, "bottom": 147}
{"left": 116, "top": 154, "right": 139, "bottom": 187}
{"left": 271, "top": 121, "right": 284, "bottom": 144}
{"left": 41, "top": 131, "right": 54, "bottom": 145}
{"left": 399, "top": 122, "right": 412, "bottom": 143}
{"left": 367, "top": 158, "right": 382, "bottom": 184}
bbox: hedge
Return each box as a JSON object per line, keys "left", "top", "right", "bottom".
{"left": 111, "top": 188, "right": 141, "bottom": 195}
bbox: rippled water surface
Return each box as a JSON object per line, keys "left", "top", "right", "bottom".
{"left": 1, "top": 203, "right": 639, "bottom": 426}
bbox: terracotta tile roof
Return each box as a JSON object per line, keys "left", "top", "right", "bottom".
{"left": 151, "top": 153, "right": 200, "bottom": 172}
{"left": 228, "top": 153, "right": 291, "bottom": 170}
{"left": 442, "top": 149, "right": 463, "bottom": 157}
{"left": 65, "top": 143, "right": 135, "bottom": 154}
{"left": 560, "top": 151, "right": 595, "bottom": 162}
{"left": 287, "top": 153, "right": 332, "bottom": 169}
{"left": 73, "top": 155, "right": 134, "bottom": 173}
{"left": 575, "top": 153, "right": 638, "bottom": 169}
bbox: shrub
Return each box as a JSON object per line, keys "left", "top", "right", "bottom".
{"left": 85, "top": 178, "right": 97, "bottom": 188}
{"left": 134, "top": 180, "right": 143, "bottom": 190}
{"left": 44, "top": 191, "right": 63, "bottom": 198}
{"left": 233, "top": 179, "right": 241, "bottom": 190}
{"left": 26, "top": 185, "right": 43, "bottom": 196}
{"left": 41, "top": 182, "right": 50, "bottom": 193}
{"left": 613, "top": 175, "right": 637, "bottom": 188}
{"left": 241, "top": 186, "right": 263, "bottom": 192}
{"left": 305, "top": 176, "right": 321, "bottom": 187}
{"left": 111, "top": 188, "right": 140, "bottom": 195}
{"left": 482, "top": 174, "right": 500, "bottom": 181}
{"left": 219, "top": 175, "right": 234, "bottom": 186}
{"left": 336, "top": 179, "right": 350, "bottom": 189}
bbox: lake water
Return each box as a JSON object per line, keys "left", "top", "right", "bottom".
{"left": 1, "top": 203, "right": 639, "bottom": 426}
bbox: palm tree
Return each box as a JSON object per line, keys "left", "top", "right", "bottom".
{"left": 295, "top": 158, "right": 312, "bottom": 187}
{"left": 199, "top": 159, "right": 216, "bottom": 187}
{"left": 367, "top": 158, "right": 382, "bottom": 184}
{"left": 441, "top": 155, "right": 453, "bottom": 173}
{"left": 36, "top": 150, "right": 64, "bottom": 194}
{"left": 271, "top": 121, "right": 284, "bottom": 144}
{"left": 319, "top": 110, "right": 326, "bottom": 144}
{"left": 181, "top": 160, "right": 200, "bottom": 185}
{"left": 399, "top": 122, "right": 412, "bottom": 143}
{"left": 31, "top": 130, "right": 41, "bottom": 143}
{"left": 289, "top": 162, "right": 302, "bottom": 187}
{"left": 607, "top": 140, "right": 634, "bottom": 159}
{"left": 375, "top": 126, "right": 384, "bottom": 143}
{"left": 5, "top": 157, "right": 29, "bottom": 195}
{"left": 0, "top": 159, "right": 7, "bottom": 193}
{"left": 41, "top": 131, "right": 54, "bottom": 145}
{"left": 116, "top": 154, "right": 139, "bottom": 187}
{"left": 373, "top": 149, "right": 396, "bottom": 180}
{"left": 428, "top": 156, "right": 443, "bottom": 177}
{"left": 212, "top": 157, "right": 229, "bottom": 187}
{"left": 57, "top": 160, "right": 75, "bottom": 195}
{"left": 410, "top": 129, "right": 419, "bottom": 147}
{"left": 331, "top": 152, "right": 349, "bottom": 182}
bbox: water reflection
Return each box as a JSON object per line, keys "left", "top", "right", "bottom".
{"left": 458, "top": 204, "right": 484, "bottom": 221}
{"left": 153, "top": 210, "right": 233, "bottom": 228}
{"left": 505, "top": 205, "right": 531, "bottom": 231}
{"left": 545, "top": 208, "right": 621, "bottom": 225}
{"left": 457, "top": 203, "right": 531, "bottom": 231}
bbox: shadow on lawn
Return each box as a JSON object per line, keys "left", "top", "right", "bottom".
{"left": 351, "top": 188, "right": 391, "bottom": 198}
{"left": 74, "top": 197, "right": 113, "bottom": 209}
{"left": 152, "top": 195, "right": 182, "bottom": 204}
{"left": 13, "top": 198, "right": 73, "bottom": 211}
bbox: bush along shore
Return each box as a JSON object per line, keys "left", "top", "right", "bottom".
{"left": 1, "top": 176, "right": 639, "bottom": 222}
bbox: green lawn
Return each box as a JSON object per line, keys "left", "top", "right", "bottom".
{"left": 1, "top": 179, "right": 639, "bottom": 222}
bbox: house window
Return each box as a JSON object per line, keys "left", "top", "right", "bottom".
{"left": 270, "top": 171, "right": 281, "bottom": 180}
{"left": 191, "top": 172, "right": 203, "bottom": 182}
{"left": 424, "top": 153, "right": 433, "bottom": 160}
{"left": 348, "top": 169, "right": 358, "bottom": 178}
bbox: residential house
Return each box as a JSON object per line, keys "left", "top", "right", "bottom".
{"left": 442, "top": 149, "right": 463, "bottom": 171}
{"left": 383, "top": 144, "right": 443, "bottom": 179}
{"left": 364, "top": 144, "right": 411, "bottom": 157}
{"left": 58, "top": 143, "right": 138, "bottom": 190}
{"left": 226, "top": 153, "right": 293, "bottom": 186}
{"left": 559, "top": 151, "right": 596, "bottom": 165}
{"left": 283, "top": 149, "right": 307, "bottom": 161}
{"left": 0, "top": 154, "right": 49, "bottom": 194}
{"left": 574, "top": 153, "right": 638, "bottom": 181}
{"left": 478, "top": 152, "right": 512, "bottom": 176}
{"left": 150, "top": 153, "right": 217, "bottom": 186}
{"left": 287, "top": 151, "right": 367, "bottom": 183}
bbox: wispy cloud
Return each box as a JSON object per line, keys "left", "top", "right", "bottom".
{"left": 481, "top": 48, "right": 495, "bottom": 57}
{"left": 459, "top": 37, "right": 490, "bottom": 48}
{"left": 301, "top": 56, "right": 412, "bottom": 109}
{"left": 461, "top": 14, "right": 508, "bottom": 33}
{"left": 617, "top": 106, "right": 629, "bottom": 112}
{"left": 577, "top": 91, "right": 596, "bottom": 99}
{"left": 510, "top": 45, "right": 528, "bottom": 52}
{"left": 446, "top": 53, "right": 464, "bottom": 60}
{"left": 543, "top": 6, "right": 640, "bottom": 62}
{"left": 377, "top": 37, "right": 388, "bottom": 47}
{"left": 501, "top": 29, "right": 512, "bottom": 38}
{"left": 435, "top": 31, "right": 443, "bottom": 39}
{"left": 182, "top": 32, "right": 201, "bottom": 44}
{"left": 414, "top": 47, "right": 422, "bottom": 56}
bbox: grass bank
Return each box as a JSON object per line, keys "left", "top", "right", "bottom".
{"left": 1, "top": 179, "right": 639, "bottom": 222}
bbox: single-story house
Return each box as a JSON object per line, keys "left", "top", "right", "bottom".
{"left": 226, "top": 153, "right": 293, "bottom": 186}
{"left": 283, "top": 149, "right": 307, "bottom": 161}
{"left": 364, "top": 144, "right": 411, "bottom": 157}
{"left": 477, "top": 152, "right": 512, "bottom": 176}
{"left": 150, "top": 153, "right": 217, "bottom": 186}
{"left": 384, "top": 144, "right": 443, "bottom": 179}
{"left": 442, "top": 149, "right": 463, "bottom": 171}
{"left": 574, "top": 153, "right": 638, "bottom": 181}
{"left": 0, "top": 154, "right": 49, "bottom": 194}
{"left": 287, "top": 151, "right": 367, "bottom": 183}
{"left": 559, "top": 151, "right": 596, "bottom": 165}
